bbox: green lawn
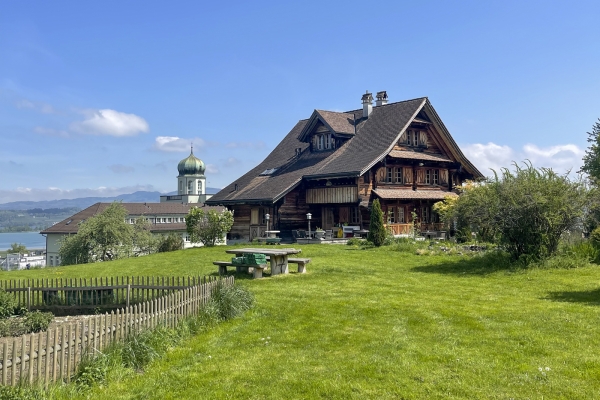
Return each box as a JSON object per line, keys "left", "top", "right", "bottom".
{"left": 5, "top": 244, "right": 600, "bottom": 399}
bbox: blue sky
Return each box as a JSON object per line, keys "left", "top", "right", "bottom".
{"left": 1, "top": 0, "right": 598, "bottom": 203}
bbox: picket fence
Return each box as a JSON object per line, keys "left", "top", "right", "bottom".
{"left": 0, "top": 275, "right": 234, "bottom": 387}
{"left": 0, "top": 275, "right": 210, "bottom": 312}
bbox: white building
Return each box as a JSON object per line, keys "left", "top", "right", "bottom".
{"left": 160, "top": 147, "right": 213, "bottom": 204}
{"left": 41, "top": 150, "right": 223, "bottom": 266}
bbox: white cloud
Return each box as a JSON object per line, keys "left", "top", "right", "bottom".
{"left": 71, "top": 109, "right": 149, "bottom": 137}
{"left": 206, "top": 164, "right": 219, "bottom": 174}
{"left": 153, "top": 136, "right": 205, "bottom": 152}
{"left": 0, "top": 185, "right": 158, "bottom": 203}
{"left": 462, "top": 142, "right": 584, "bottom": 176}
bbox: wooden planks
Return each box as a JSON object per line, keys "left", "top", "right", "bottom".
{"left": 0, "top": 275, "right": 232, "bottom": 387}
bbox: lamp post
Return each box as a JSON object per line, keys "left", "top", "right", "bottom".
{"left": 265, "top": 213, "right": 270, "bottom": 232}
{"left": 306, "top": 213, "right": 312, "bottom": 238}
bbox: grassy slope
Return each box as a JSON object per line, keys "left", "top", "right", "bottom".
{"left": 5, "top": 245, "right": 600, "bottom": 399}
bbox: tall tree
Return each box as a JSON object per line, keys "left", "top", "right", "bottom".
{"left": 8, "top": 243, "right": 27, "bottom": 253}
{"left": 367, "top": 199, "right": 386, "bottom": 247}
{"left": 186, "top": 207, "right": 234, "bottom": 247}
{"left": 58, "top": 202, "right": 133, "bottom": 265}
{"left": 581, "top": 119, "right": 600, "bottom": 181}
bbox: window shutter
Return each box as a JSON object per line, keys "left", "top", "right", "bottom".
{"left": 251, "top": 208, "right": 259, "bottom": 225}
{"left": 403, "top": 167, "right": 412, "bottom": 184}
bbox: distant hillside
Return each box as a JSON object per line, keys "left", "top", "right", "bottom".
{"left": 0, "top": 188, "right": 222, "bottom": 211}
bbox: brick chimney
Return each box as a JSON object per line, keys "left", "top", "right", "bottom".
{"left": 376, "top": 91, "right": 388, "bottom": 106}
{"left": 362, "top": 91, "right": 373, "bottom": 118}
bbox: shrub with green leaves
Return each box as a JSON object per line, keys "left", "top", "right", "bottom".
{"left": 367, "top": 199, "right": 386, "bottom": 247}
{"left": 0, "top": 289, "right": 17, "bottom": 319}
{"left": 24, "top": 311, "right": 54, "bottom": 333}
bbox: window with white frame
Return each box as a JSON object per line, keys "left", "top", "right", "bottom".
{"left": 425, "top": 169, "right": 431, "bottom": 184}
{"left": 398, "top": 207, "right": 405, "bottom": 223}
{"left": 188, "top": 181, "right": 193, "bottom": 194}
{"left": 197, "top": 180, "right": 203, "bottom": 193}
{"left": 168, "top": 218, "right": 172, "bottom": 223}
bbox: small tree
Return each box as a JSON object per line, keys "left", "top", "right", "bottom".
{"left": 186, "top": 207, "right": 234, "bottom": 247}
{"left": 367, "top": 199, "right": 386, "bottom": 246}
{"left": 157, "top": 232, "right": 184, "bottom": 252}
{"left": 580, "top": 119, "right": 600, "bottom": 182}
{"left": 8, "top": 243, "right": 27, "bottom": 253}
{"left": 58, "top": 202, "right": 133, "bottom": 265}
{"left": 132, "top": 217, "right": 158, "bottom": 255}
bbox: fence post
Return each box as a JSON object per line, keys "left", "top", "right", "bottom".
{"left": 126, "top": 284, "right": 131, "bottom": 309}
{"left": 27, "top": 287, "right": 31, "bottom": 312}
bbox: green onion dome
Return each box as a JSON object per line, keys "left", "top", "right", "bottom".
{"left": 177, "top": 149, "right": 205, "bottom": 176}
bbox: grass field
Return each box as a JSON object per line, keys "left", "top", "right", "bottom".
{"left": 3, "top": 244, "right": 600, "bottom": 399}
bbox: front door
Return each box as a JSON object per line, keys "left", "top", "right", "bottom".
{"left": 321, "top": 207, "right": 334, "bottom": 230}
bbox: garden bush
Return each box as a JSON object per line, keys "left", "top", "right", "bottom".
{"left": 24, "top": 311, "right": 54, "bottom": 333}
{"left": 0, "top": 289, "right": 17, "bottom": 319}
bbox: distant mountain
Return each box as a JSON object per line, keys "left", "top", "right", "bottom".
{"left": 0, "top": 188, "right": 222, "bottom": 211}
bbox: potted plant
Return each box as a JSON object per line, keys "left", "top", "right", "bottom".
{"left": 314, "top": 227, "right": 325, "bottom": 239}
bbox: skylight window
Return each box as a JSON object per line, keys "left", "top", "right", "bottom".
{"left": 260, "top": 168, "right": 278, "bottom": 176}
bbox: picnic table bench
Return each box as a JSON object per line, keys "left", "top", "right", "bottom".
{"left": 213, "top": 261, "right": 268, "bottom": 278}
{"left": 214, "top": 248, "right": 305, "bottom": 278}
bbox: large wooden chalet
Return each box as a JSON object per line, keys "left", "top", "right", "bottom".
{"left": 206, "top": 91, "right": 483, "bottom": 240}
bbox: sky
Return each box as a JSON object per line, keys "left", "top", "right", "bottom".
{"left": 1, "top": 0, "right": 599, "bottom": 203}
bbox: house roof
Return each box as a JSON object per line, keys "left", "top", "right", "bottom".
{"left": 41, "top": 202, "right": 223, "bottom": 234}
{"left": 373, "top": 188, "right": 458, "bottom": 200}
{"left": 388, "top": 150, "right": 452, "bottom": 163}
{"left": 207, "top": 97, "right": 482, "bottom": 205}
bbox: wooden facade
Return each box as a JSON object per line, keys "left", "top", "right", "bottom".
{"left": 208, "top": 94, "right": 482, "bottom": 240}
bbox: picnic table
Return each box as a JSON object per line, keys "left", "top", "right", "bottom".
{"left": 225, "top": 248, "right": 302, "bottom": 275}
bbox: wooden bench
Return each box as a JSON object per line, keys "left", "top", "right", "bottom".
{"left": 213, "top": 261, "right": 267, "bottom": 279}
{"left": 265, "top": 256, "right": 311, "bottom": 273}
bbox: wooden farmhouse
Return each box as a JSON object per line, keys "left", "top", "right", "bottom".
{"left": 206, "top": 91, "right": 483, "bottom": 241}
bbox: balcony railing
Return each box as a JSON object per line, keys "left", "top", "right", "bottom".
{"left": 385, "top": 223, "right": 446, "bottom": 236}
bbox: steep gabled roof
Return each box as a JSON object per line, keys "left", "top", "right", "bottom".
{"left": 207, "top": 97, "right": 482, "bottom": 205}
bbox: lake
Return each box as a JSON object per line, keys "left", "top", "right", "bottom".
{"left": 0, "top": 232, "right": 46, "bottom": 251}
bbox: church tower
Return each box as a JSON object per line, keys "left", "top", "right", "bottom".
{"left": 160, "top": 146, "right": 212, "bottom": 204}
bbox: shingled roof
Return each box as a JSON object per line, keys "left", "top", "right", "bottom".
{"left": 41, "top": 202, "right": 223, "bottom": 235}
{"left": 207, "top": 97, "right": 482, "bottom": 205}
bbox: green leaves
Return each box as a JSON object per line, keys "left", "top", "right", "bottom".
{"left": 367, "top": 199, "right": 386, "bottom": 247}
{"left": 185, "top": 207, "right": 234, "bottom": 247}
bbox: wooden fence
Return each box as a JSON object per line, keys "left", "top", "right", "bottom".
{"left": 0, "top": 275, "right": 210, "bottom": 313}
{"left": 0, "top": 275, "right": 234, "bottom": 387}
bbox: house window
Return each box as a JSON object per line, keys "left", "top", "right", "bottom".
{"left": 318, "top": 135, "right": 324, "bottom": 150}
{"left": 185, "top": 235, "right": 190, "bottom": 242}
{"left": 162, "top": 218, "right": 166, "bottom": 223}
{"left": 315, "top": 134, "right": 335, "bottom": 151}
{"left": 198, "top": 181, "right": 203, "bottom": 193}
{"left": 388, "top": 207, "right": 395, "bottom": 223}
{"left": 168, "top": 218, "right": 172, "bottom": 223}
{"left": 188, "top": 181, "right": 193, "bottom": 194}
{"left": 422, "top": 206, "right": 430, "bottom": 223}
{"left": 412, "top": 131, "right": 419, "bottom": 146}
{"left": 425, "top": 169, "right": 431, "bottom": 184}
{"left": 398, "top": 207, "right": 405, "bottom": 223}
{"left": 386, "top": 167, "right": 393, "bottom": 183}
{"left": 432, "top": 169, "right": 439, "bottom": 185}
{"left": 350, "top": 207, "right": 360, "bottom": 224}
{"left": 395, "top": 167, "right": 403, "bottom": 183}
